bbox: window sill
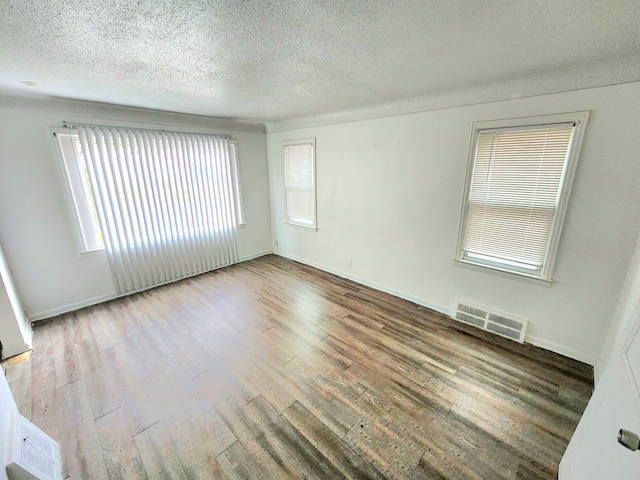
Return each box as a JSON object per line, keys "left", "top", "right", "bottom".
{"left": 80, "top": 248, "right": 106, "bottom": 258}
{"left": 453, "top": 258, "right": 553, "bottom": 287}
{"left": 284, "top": 221, "right": 317, "bottom": 231}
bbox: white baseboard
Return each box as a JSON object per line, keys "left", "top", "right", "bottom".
{"left": 28, "top": 254, "right": 274, "bottom": 323}
{"left": 26, "top": 249, "right": 596, "bottom": 367}
{"left": 22, "top": 324, "right": 33, "bottom": 350}
{"left": 28, "top": 293, "right": 118, "bottom": 323}
{"left": 241, "top": 250, "right": 273, "bottom": 262}
{"left": 593, "top": 362, "right": 601, "bottom": 385}
{"left": 1, "top": 342, "right": 31, "bottom": 360}
{"left": 275, "top": 251, "right": 450, "bottom": 317}
{"left": 277, "top": 251, "right": 596, "bottom": 367}
{"left": 522, "top": 334, "right": 596, "bottom": 366}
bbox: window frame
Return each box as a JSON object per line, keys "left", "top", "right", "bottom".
{"left": 283, "top": 138, "right": 317, "bottom": 230}
{"left": 52, "top": 127, "right": 246, "bottom": 255}
{"left": 229, "top": 140, "right": 246, "bottom": 227}
{"left": 51, "top": 127, "right": 105, "bottom": 255}
{"left": 454, "top": 112, "right": 589, "bottom": 286}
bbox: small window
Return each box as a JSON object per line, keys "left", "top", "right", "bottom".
{"left": 455, "top": 112, "right": 589, "bottom": 284}
{"left": 53, "top": 130, "right": 104, "bottom": 253}
{"left": 283, "top": 138, "right": 316, "bottom": 229}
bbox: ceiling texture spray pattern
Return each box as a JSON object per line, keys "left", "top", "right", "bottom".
{"left": 1, "top": 0, "right": 640, "bottom": 122}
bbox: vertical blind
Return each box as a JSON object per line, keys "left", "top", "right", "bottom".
{"left": 77, "top": 126, "right": 239, "bottom": 294}
{"left": 462, "top": 123, "right": 575, "bottom": 272}
{"left": 284, "top": 143, "right": 315, "bottom": 227}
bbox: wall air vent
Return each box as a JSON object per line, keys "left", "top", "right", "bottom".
{"left": 6, "top": 411, "right": 63, "bottom": 480}
{"left": 452, "top": 300, "right": 528, "bottom": 343}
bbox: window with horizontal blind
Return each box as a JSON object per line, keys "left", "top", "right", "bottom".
{"left": 283, "top": 139, "right": 316, "bottom": 228}
{"left": 456, "top": 112, "right": 589, "bottom": 284}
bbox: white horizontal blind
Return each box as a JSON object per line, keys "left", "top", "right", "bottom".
{"left": 284, "top": 143, "right": 315, "bottom": 227}
{"left": 77, "top": 126, "right": 239, "bottom": 294}
{"left": 462, "top": 123, "right": 575, "bottom": 273}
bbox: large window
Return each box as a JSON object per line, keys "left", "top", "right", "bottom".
{"left": 456, "top": 112, "right": 589, "bottom": 284}
{"left": 54, "top": 126, "right": 245, "bottom": 294}
{"left": 283, "top": 138, "right": 316, "bottom": 229}
{"left": 53, "top": 129, "right": 244, "bottom": 254}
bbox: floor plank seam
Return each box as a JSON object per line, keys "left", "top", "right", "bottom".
{"left": 92, "top": 405, "right": 120, "bottom": 422}
{"left": 131, "top": 420, "right": 160, "bottom": 438}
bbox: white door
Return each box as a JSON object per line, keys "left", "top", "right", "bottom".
{"left": 560, "top": 308, "right": 640, "bottom": 478}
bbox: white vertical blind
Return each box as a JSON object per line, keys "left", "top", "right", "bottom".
{"left": 77, "top": 126, "right": 239, "bottom": 294}
{"left": 284, "top": 143, "right": 315, "bottom": 227}
{"left": 462, "top": 123, "right": 575, "bottom": 272}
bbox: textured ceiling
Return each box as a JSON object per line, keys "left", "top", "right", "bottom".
{"left": 2, "top": 0, "right": 640, "bottom": 122}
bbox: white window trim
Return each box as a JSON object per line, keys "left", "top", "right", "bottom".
{"left": 454, "top": 111, "right": 590, "bottom": 286}
{"left": 50, "top": 127, "right": 106, "bottom": 256}
{"left": 52, "top": 128, "right": 247, "bottom": 255}
{"left": 229, "top": 140, "right": 246, "bottom": 228}
{"left": 283, "top": 138, "right": 317, "bottom": 230}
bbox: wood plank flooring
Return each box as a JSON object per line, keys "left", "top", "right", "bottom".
{"left": 28, "top": 255, "right": 593, "bottom": 479}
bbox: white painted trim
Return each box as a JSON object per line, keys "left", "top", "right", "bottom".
{"left": 0, "top": 96, "right": 266, "bottom": 133}
{"left": 28, "top": 254, "right": 272, "bottom": 322}
{"left": 265, "top": 77, "right": 640, "bottom": 134}
{"left": 28, "top": 293, "right": 118, "bottom": 322}
{"left": 79, "top": 248, "right": 106, "bottom": 258}
{"left": 241, "top": 250, "right": 273, "bottom": 262}
{"left": 26, "top": 247, "right": 595, "bottom": 366}
{"left": 454, "top": 111, "right": 589, "bottom": 285}
{"left": 453, "top": 259, "right": 553, "bottom": 287}
{"left": 525, "top": 334, "right": 596, "bottom": 366}
{"left": 1, "top": 342, "right": 31, "bottom": 360}
{"left": 284, "top": 222, "right": 318, "bottom": 231}
{"left": 23, "top": 324, "right": 33, "bottom": 350}
{"left": 593, "top": 362, "right": 601, "bottom": 386}
{"left": 275, "top": 251, "right": 450, "bottom": 317}
{"left": 229, "top": 141, "right": 246, "bottom": 226}
{"left": 282, "top": 138, "right": 317, "bottom": 230}
{"left": 277, "top": 251, "right": 596, "bottom": 366}
{"left": 50, "top": 128, "right": 105, "bottom": 255}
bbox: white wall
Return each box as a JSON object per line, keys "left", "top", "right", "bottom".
{"left": 596, "top": 230, "right": 640, "bottom": 380}
{"left": 0, "top": 369, "right": 17, "bottom": 480}
{"left": 267, "top": 82, "right": 640, "bottom": 364}
{"left": 0, "top": 101, "right": 272, "bottom": 320}
{"left": 0, "top": 242, "right": 31, "bottom": 358}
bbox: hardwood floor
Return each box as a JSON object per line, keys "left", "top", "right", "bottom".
{"left": 28, "top": 254, "right": 593, "bottom": 479}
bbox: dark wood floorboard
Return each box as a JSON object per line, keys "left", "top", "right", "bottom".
{"left": 27, "top": 254, "right": 593, "bottom": 479}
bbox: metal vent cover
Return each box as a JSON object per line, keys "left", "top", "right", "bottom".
{"left": 452, "top": 300, "right": 528, "bottom": 343}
